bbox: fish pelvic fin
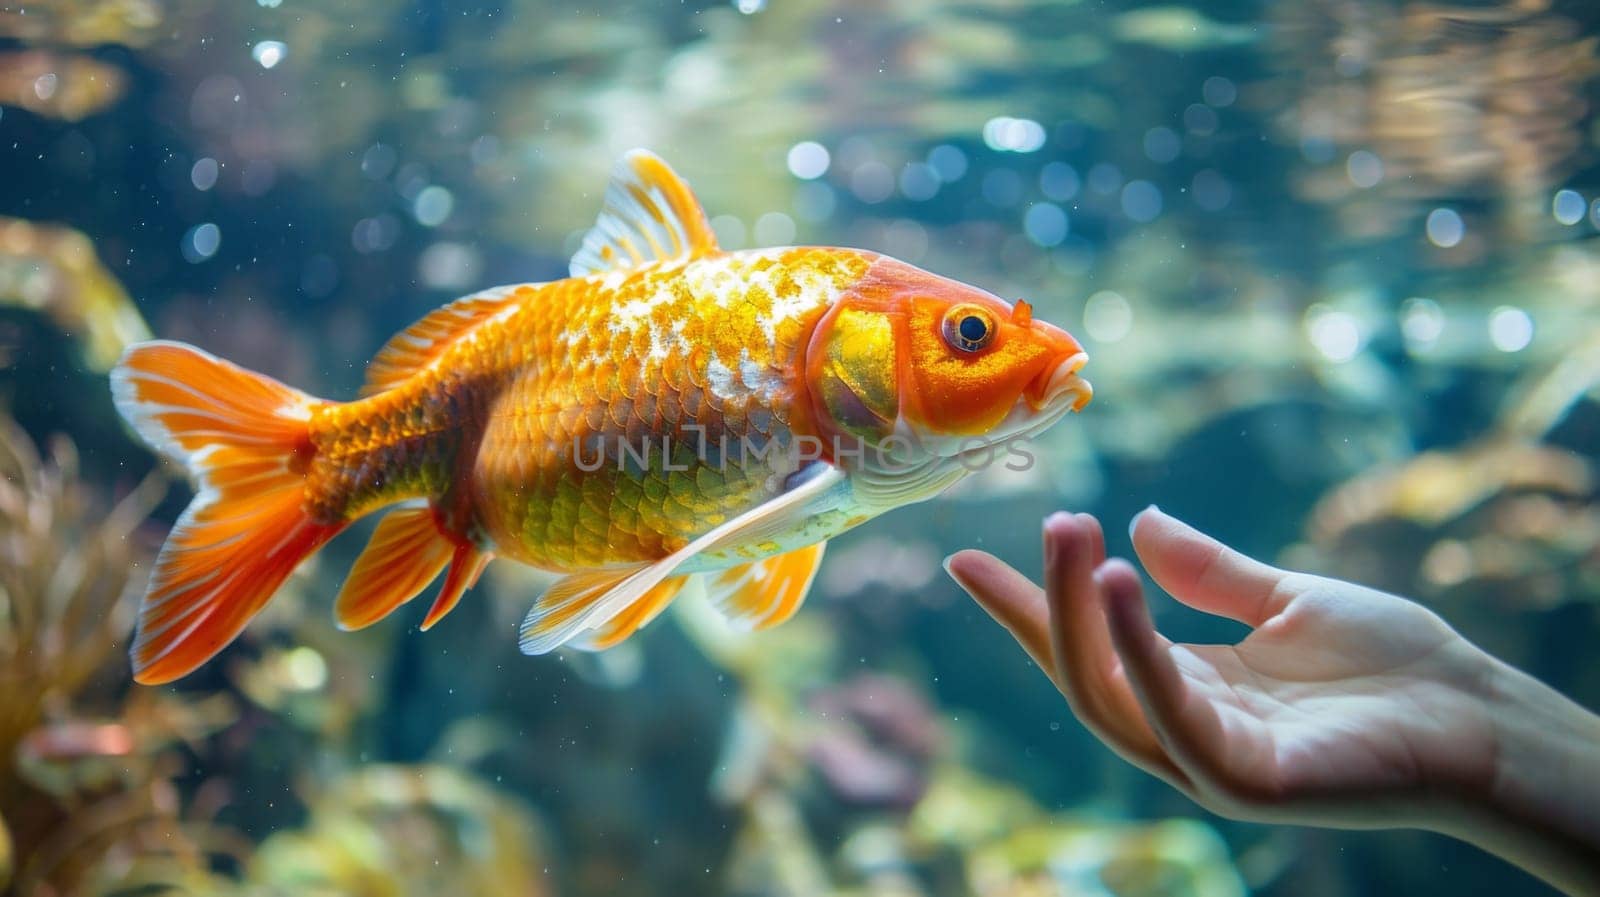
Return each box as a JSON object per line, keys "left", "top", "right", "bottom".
{"left": 519, "top": 566, "right": 645, "bottom": 655}
{"left": 704, "top": 542, "right": 827, "bottom": 631}
{"left": 111, "top": 340, "right": 344, "bottom": 685}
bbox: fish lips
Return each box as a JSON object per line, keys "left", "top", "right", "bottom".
{"left": 1025, "top": 351, "right": 1093, "bottom": 413}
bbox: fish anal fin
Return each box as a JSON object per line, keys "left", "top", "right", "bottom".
{"left": 360, "top": 285, "right": 527, "bottom": 396}
{"left": 569, "top": 150, "right": 720, "bottom": 278}
{"left": 705, "top": 542, "right": 826, "bottom": 631}
{"left": 420, "top": 543, "right": 493, "bottom": 631}
{"left": 334, "top": 505, "right": 455, "bottom": 631}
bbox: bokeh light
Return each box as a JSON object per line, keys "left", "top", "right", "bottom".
{"left": 1040, "top": 162, "right": 1080, "bottom": 202}
{"left": 982, "top": 117, "right": 1047, "bottom": 153}
{"left": 413, "top": 186, "right": 454, "bottom": 227}
{"left": 1400, "top": 297, "right": 1444, "bottom": 349}
{"left": 182, "top": 222, "right": 221, "bottom": 263}
{"left": 190, "top": 157, "right": 218, "bottom": 191}
{"left": 1202, "top": 75, "right": 1237, "bottom": 107}
{"left": 1488, "top": 306, "right": 1533, "bottom": 352}
{"left": 1306, "top": 307, "right": 1361, "bottom": 362}
{"left": 1023, "top": 203, "right": 1069, "bottom": 247}
{"left": 251, "top": 40, "right": 287, "bottom": 69}
{"left": 1083, "top": 290, "right": 1133, "bottom": 343}
{"left": 1553, "top": 189, "right": 1586, "bottom": 225}
{"left": 1425, "top": 208, "right": 1464, "bottom": 248}
{"left": 786, "top": 141, "right": 830, "bottom": 180}
{"left": 1346, "top": 151, "right": 1384, "bottom": 188}
{"left": 1121, "top": 181, "right": 1162, "bottom": 222}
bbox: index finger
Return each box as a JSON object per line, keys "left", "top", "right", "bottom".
{"left": 944, "top": 549, "right": 1054, "bottom": 674}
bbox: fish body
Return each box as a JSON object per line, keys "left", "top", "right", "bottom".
{"left": 111, "top": 151, "right": 1092, "bottom": 683}
{"left": 311, "top": 246, "right": 873, "bottom": 573}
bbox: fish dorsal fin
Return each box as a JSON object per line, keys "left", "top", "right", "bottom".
{"left": 569, "top": 149, "right": 719, "bottom": 278}
{"left": 520, "top": 464, "right": 846, "bottom": 654}
{"left": 360, "top": 285, "right": 524, "bottom": 397}
{"left": 704, "top": 543, "right": 826, "bottom": 631}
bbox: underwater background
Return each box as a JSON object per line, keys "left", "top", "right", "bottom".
{"left": 2, "top": 0, "right": 1598, "bottom": 894}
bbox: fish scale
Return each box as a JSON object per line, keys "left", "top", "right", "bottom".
{"left": 292, "top": 247, "right": 861, "bottom": 571}
{"left": 465, "top": 249, "right": 864, "bottom": 570}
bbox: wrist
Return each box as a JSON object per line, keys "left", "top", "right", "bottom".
{"left": 1452, "top": 651, "right": 1600, "bottom": 894}
{"left": 1483, "top": 654, "right": 1600, "bottom": 824}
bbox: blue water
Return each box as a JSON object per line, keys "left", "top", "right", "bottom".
{"left": 1, "top": 1, "right": 1597, "bottom": 895}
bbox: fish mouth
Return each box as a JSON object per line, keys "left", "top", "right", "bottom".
{"left": 1025, "top": 352, "right": 1093, "bottom": 413}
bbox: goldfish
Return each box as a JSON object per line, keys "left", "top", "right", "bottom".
{"left": 110, "top": 150, "right": 1092, "bottom": 684}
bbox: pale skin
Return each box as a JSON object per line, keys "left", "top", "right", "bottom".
{"left": 944, "top": 507, "right": 1600, "bottom": 896}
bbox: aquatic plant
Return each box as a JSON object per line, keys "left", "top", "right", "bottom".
{"left": 0, "top": 52, "right": 127, "bottom": 122}
{"left": 0, "top": 419, "right": 159, "bottom": 765}
{"left": 248, "top": 764, "right": 554, "bottom": 897}
{"left": 1271, "top": 0, "right": 1600, "bottom": 245}
{"left": 0, "top": 418, "right": 238, "bottom": 897}
{"left": 1292, "top": 328, "right": 1600, "bottom": 610}
{"left": 0, "top": 0, "right": 158, "bottom": 123}
{"left": 0, "top": 218, "right": 151, "bottom": 373}
{"left": 0, "top": 0, "right": 163, "bottom": 49}
{"left": 692, "top": 597, "right": 1248, "bottom": 897}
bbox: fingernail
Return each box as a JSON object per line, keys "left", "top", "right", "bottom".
{"left": 941, "top": 554, "right": 960, "bottom": 582}
{"left": 1129, "top": 504, "right": 1159, "bottom": 539}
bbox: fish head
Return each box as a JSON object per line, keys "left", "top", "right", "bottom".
{"left": 805, "top": 255, "right": 1090, "bottom": 499}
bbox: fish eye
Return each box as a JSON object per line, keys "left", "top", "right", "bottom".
{"left": 943, "top": 306, "right": 996, "bottom": 353}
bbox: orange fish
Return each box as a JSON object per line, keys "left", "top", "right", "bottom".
{"left": 111, "top": 150, "right": 1092, "bottom": 684}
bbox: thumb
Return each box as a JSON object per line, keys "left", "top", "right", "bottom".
{"left": 1129, "top": 506, "right": 1290, "bottom": 627}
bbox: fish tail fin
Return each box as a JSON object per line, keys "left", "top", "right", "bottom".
{"left": 111, "top": 340, "right": 344, "bottom": 684}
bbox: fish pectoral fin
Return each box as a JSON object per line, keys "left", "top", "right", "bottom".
{"left": 570, "top": 574, "right": 698, "bottom": 651}
{"left": 704, "top": 543, "right": 826, "bottom": 631}
{"left": 521, "top": 464, "right": 847, "bottom": 654}
{"left": 569, "top": 150, "right": 720, "bottom": 278}
{"left": 334, "top": 505, "right": 455, "bottom": 630}
{"left": 520, "top": 565, "right": 647, "bottom": 654}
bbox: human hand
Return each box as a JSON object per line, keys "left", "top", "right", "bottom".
{"left": 944, "top": 507, "right": 1499, "bottom": 831}
{"left": 946, "top": 507, "right": 1600, "bottom": 894}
